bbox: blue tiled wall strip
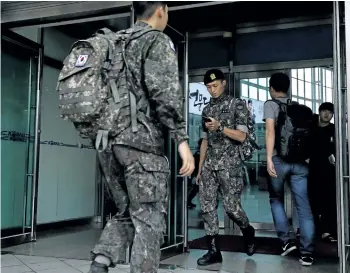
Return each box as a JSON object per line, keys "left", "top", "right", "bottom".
{"left": 1, "top": 131, "right": 95, "bottom": 150}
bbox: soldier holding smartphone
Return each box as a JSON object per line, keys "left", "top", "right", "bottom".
{"left": 196, "top": 69, "right": 256, "bottom": 271}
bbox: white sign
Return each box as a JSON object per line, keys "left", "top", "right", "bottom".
{"left": 189, "top": 82, "right": 211, "bottom": 116}
{"left": 241, "top": 96, "right": 265, "bottom": 124}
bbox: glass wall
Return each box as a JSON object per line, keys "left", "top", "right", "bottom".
{"left": 291, "top": 67, "right": 334, "bottom": 113}
{"left": 236, "top": 66, "right": 334, "bottom": 229}
{"left": 1, "top": 34, "right": 39, "bottom": 238}
{"left": 240, "top": 76, "right": 274, "bottom": 226}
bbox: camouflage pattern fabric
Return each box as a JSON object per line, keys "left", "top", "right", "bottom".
{"left": 92, "top": 145, "right": 169, "bottom": 272}
{"left": 58, "top": 23, "right": 188, "bottom": 153}
{"left": 202, "top": 94, "right": 249, "bottom": 170}
{"left": 200, "top": 93, "right": 250, "bottom": 235}
{"left": 199, "top": 164, "right": 250, "bottom": 235}
{"left": 111, "top": 21, "right": 188, "bottom": 155}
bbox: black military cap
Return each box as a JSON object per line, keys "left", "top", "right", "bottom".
{"left": 204, "top": 69, "right": 225, "bottom": 85}
{"left": 319, "top": 102, "right": 334, "bottom": 113}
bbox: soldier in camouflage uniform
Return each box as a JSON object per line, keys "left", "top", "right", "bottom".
{"left": 196, "top": 69, "right": 256, "bottom": 270}
{"left": 88, "top": 2, "right": 195, "bottom": 273}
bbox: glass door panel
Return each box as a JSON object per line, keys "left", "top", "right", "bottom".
{"left": 236, "top": 70, "right": 286, "bottom": 231}
{"left": 1, "top": 31, "right": 39, "bottom": 242}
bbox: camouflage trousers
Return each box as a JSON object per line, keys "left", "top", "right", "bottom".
{"left": 92, "top": 145, "right": 169, "bottom": 273}
{"left": 199, "top": 165, "right": 250, "bottom": 236}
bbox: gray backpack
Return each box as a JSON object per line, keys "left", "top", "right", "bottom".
{"left": 57, "top": 27, "right": 157, "bottom": 151}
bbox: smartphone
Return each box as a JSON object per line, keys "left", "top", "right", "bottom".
{"left": 202, "top": 116, "right": 212, "bottom": 123}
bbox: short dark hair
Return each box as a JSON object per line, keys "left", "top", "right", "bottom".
{"left": 133, "top": 1, "right": 167, "bottom": 20}
{"left": 269, "top": 73, "right": 290, "bottom": 93}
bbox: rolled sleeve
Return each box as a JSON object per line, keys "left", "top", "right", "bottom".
{"left": 236, "top": 125, "right": 248, "bottom": 133}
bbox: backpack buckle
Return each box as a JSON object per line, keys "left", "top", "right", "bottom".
{"left": 103, "top": 61, "right": 111, "bottom": 70}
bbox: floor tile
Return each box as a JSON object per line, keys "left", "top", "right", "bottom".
{"left": 15, "top": 255, "right": 59, "bottom": 265}
{"left": 33, "top": 268, "right": 81, "bottom": 273}
{"left": 26, "top": 260, "right": 72, "bottom": 271}
{"left": 61, "top": 258, "right": 91, "bottom": 267}
{"left": 0, "top": 265, "right": 33, "bottom": 273}
{"left": 1, "top": 255, "right": 23, "bottom": 267}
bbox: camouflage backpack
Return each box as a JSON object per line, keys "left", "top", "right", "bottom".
{"left": 231, "top": 98, "right": 261, "bottom": 161}
{"left": 57, "top": 27, "right": 158, "bottom": 151}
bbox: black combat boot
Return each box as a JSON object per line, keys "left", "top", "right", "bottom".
{"left": 197, "top": 235, "right": 223, "bottom": 271}
{"left": 241, "top": 225, "right": 256, "bottom": 256}
{"left": 88, "top": 261, "right": 108, "bottom": 273}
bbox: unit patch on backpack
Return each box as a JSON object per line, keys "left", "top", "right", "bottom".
{"left": 75, "top": 55, "right": 89, "bottom": 67}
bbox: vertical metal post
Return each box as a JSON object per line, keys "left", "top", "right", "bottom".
{"left": 333, "top": 2, "right": 347, "bottom": 273}
{"left": 130, "top": 4, "right": 135, "bottom": 27}
{"left": 23, "top": 56, "right": 33, "bottom": 232}
{"left": 183, "top": 32, "right": 189, "bottom": 250}
{"left": 30, "top": 29, "right": 44, "bottom": 241}
{"left": 344, "top": 0, "right": 350, "bottom": 271}
{"left": 344, "top": 1, "right": 350, "bottom": 248}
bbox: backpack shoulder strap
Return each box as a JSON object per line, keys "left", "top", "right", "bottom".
{"left": 95, "top": 28, "right": 113, "bottom": 35}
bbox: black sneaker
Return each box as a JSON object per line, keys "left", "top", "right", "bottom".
{"left": 281, "top": 240, "right": 298, "bottom": 256}
{"left": 299, "top": 255, "right": 314, "bottom": 266}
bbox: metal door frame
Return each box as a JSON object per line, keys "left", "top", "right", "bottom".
{"left": 234, "top": 69, "right": 289, "bottom": 233}
{"left": 188, "top": 58, "right": 333, "bottom": 236}
{"left": 1, "top": 29, "right": 43, "bottom": 247}
{"left": 336, "top": 1, "right": 350, "bottom": 272}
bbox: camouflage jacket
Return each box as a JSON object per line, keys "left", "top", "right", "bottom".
{"left": 111, "top": 21, "right": 188, "bottom": 155}
{"left": 202, "top": 93, "right": 249, "bottom": 170}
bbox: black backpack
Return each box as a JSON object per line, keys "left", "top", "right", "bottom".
{"left": 271, "top": 99, "right": 313, "bottom": 162}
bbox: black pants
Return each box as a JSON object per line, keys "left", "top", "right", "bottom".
{"left": 308, "top": 164, "right": 337, "bottom": 237}
{"left": 188, "top": 178, "right": 199, "bottom": 203}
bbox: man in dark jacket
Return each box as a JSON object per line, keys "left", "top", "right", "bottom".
{"left": 308, "top": 102, "right": 337, "bottom": 242}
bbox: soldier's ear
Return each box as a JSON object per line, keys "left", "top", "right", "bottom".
{"left": 222, "top": 80, "right": 227, "bottom": 87}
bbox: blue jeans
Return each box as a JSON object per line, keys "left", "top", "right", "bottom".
{"left": 268, "top": 156, "right": 315, "bottom": 255}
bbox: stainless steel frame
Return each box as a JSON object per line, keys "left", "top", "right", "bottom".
{"left": 336, "top": 2, "right": 350, "bottom": 273}
{"left": 1, "top": 29, "right": 43, "bottom": 246}
{"left": 183, "top": 32, "right": 189, "bottom": 251}
{"left": 5, "top": 1, "right": 234, "bottom": 29}
{"left": 30, "top": 29, "right": 44, "bottom": 241}
{"left": 189, "top": 16, "right": 332, "bottom": 39}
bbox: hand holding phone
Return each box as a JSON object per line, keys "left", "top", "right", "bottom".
{"left": 202, "top": 116, "right": 212, "bottom": 123}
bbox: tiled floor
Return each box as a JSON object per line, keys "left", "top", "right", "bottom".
{"left": 1, "top": 250, "right": 339, "bottom": 273}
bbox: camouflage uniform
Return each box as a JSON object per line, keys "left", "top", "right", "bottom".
{"left": 91, "top": 21, "right": 188, "bottom": 273}
{"left": 200, "top": 93, "right": 250, "bottom": 236}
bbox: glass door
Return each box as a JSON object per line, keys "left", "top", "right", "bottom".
{"left": 160, "top": 34, "right": 188, "bottom": 256}
{"left": 1, "top": 30, "right": 42, "bottom": 246}
{"left": 234, "top": 70, "right": 290, "bottom": 233}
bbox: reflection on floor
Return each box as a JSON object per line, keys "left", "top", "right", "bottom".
{"left": 3, "top": 227, "right": 100, "bottom": 261}
{"left": 241, "top": 185, "right": 273, "bottom": 223}
{"left": 1, "top": 250, "right": 339, "bottom": 273}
